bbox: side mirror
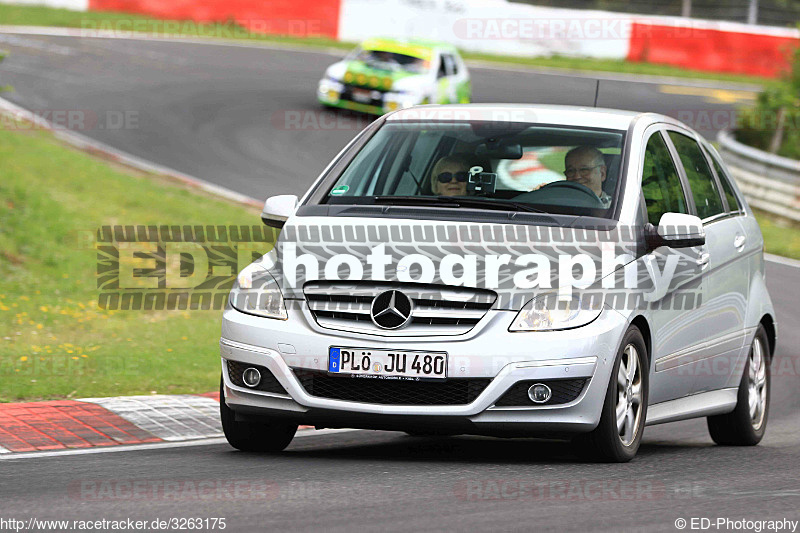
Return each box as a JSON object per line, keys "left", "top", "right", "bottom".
{"left": 647, "top": 212, "right": 705, "bottom": 250}
{"left": 261, "top": 195, "right": 298, "bottom": 229}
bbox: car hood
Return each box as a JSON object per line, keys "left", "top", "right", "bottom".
{"left": 329, "top": 60, "right": 422, "bottom": 91}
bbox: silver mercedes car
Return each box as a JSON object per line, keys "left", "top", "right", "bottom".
{"left": 219, "top": 105, "right": 776, "bottom": 462}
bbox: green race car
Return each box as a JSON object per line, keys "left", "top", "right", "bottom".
{"left": 317, "top": 37, "right": 472, "bottom": 115}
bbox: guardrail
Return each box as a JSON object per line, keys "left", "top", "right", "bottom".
{"left": 717, "top": 130, "right": 800, "bottom": 222}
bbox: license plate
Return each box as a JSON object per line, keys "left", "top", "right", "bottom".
{"left": 329, "top": 347, "right": 447, "bottom": 380}
{"left": 351, "top": 88, "right": 372, "bottom": 103}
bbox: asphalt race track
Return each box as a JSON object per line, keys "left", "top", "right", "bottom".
{"left": 1, "top": 31, "right": 798, "bottom": 532}
{"left": 0, "top": 32, "right": 758, "bottom": 199}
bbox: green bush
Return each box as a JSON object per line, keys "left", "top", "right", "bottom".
{"left": 735, "top": 44, "right": 800, "bottom": 159}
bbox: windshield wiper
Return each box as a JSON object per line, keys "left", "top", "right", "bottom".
{"left": 372, "top": 196, "right": 546, "bottom": 214}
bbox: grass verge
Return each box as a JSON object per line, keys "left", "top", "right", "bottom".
{"left": 0, "top": 4, "right": 773, "bottom": 86}
{"left": 754, "top": 210, "right": 800, "bottom": 260}
{"left": 0, "top": 121, "right": 271, "bottom": 402}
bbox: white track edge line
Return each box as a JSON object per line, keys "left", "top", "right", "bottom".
{"left": 0, "top": 95, "right": 261, "bottom": 208}
{"left": 0, "top": 429, "right": 361, "bottom": 460}
{"left": 765, "top": 253, "right": 800, "bottom": 269}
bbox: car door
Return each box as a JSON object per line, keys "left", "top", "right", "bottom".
{"left": 700, "top": 141, "right": 751, "bottom": 391}
{"left": 665, "top": 130, "right": 748, "bottom": 394}
{"left": 639, "top": 127, "right": 708, "bottom": 404}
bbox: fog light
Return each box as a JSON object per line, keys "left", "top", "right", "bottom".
{"left": 242, "top": 367, "right": 261, "bottom": 388}
{"left": 528, "top": 383, "right": 552, "bottom": 404}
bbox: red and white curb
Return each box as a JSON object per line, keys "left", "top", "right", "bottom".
{"left": 0, "top": 393, "right": 321, "bottom": 455}
{"left": 0, "top": 394, "right": 222, "bottom": 454}
{"left": 0, "top": 399, "right": 164, "bottom": 453}
{"left": 78, "top": 395, "right": 223, "bottom": 442}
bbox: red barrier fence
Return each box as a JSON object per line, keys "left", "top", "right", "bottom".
{"left": 88, "top": 0, "right": 342, "bottom": 38}
{"left": 628, "top": 21, "right": 799, "bottom": 78}
{"left": 79, "top": 0, "right": 800, "bottom": 78}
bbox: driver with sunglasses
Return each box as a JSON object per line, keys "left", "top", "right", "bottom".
{"left": 429, "top": 154, "right": 475, "bottom": 197}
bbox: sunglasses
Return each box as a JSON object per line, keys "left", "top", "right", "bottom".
{"left": 437, "top": 171, "right": 469, "bottom": 184}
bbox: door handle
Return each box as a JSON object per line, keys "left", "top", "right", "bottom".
{"left": 734, "top": 235, "right": 746, "bottom": 249}
{"left": 697, "top": 252, "right": 710, "bottom": 268}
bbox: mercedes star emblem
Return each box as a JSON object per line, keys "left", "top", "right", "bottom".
{"left": 370, "top": 290, "right": 414, "bottom": 329}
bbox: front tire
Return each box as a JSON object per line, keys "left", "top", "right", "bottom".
{"left": 707, "top": 325, "right": 770, "bottom": 446}
{"left": 220, "top": 377, "right": 298, "bottom": 452}
{"left": 573, "top": 326, "right": 649, "bottom": 463}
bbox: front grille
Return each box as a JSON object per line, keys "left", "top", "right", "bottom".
{"left": 304, "top": 282, "right": 497, "bottom": 335}
{"left": 294, "top": 369, "right": 491, "bottom": 405}
{"left": 493, "top": 379, "right": 588, "bottom": 407}
{"left": 340, "top": 84, "right": 385, "bottom": 107}
{"left": 226, "top": 360, "right": 287, "bottom": 395}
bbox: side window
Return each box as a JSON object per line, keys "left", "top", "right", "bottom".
{"left": 709, "top": 152, "right": 742, "bottom": 213}
{"left": 667, "top": 132, "right": 725, "bottom": 220}
{"left": 444, "top": 54, "right": 458, "bottom": 75}
{"left": 437, "top": 56, "right": 447, "bottom": 79}
{"left": 642, "top": 132, "right": 688, "bottom": 225}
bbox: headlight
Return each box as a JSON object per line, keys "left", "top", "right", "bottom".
{"left": 509, "top": 293, "right": 601, "bottom": 332}
{"left": 318, "top": 77, "right": 343, "bottom": 95}
{"left": 229, "top": 263, "right": 287, "bottom": 320}
{"left": 385, "top": 91, "right": 423, "bottom": 110}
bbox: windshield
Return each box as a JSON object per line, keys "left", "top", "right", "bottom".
{"left": 350, "top": 48, "right": 430, "bottom": 74}
{"left": 322, "top": 121, "right": 626, "bottom": 218}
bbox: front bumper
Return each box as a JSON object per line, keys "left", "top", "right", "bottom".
{"left": 317, "top": 79, "right": 423, "bottom": 115}
{"left": 220, "top": 302, "right": 627, "bottom": 437}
